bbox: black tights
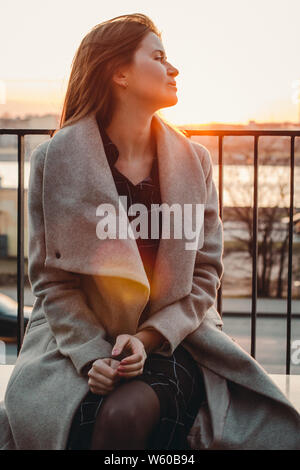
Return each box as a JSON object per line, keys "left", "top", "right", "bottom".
{"left": 90, "top": 380, "right": 161, "bottom": 450}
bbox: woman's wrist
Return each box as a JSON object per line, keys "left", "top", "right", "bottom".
{"left": 134, "top": 329, "right": 168, "bottom": 354}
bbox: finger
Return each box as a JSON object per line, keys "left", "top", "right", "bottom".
{"left": 104, "top": 358, "right": 123, "bottom": 378}
{"left": 88, "top": 373, "right": 114, "bottom": 389}
{"left": 109, "top": 364, "right": 123, "bottom": 383}
{"left": 117, "top": 360, "right": 144, "bottom": 374}
{"left": 88, "top": 377, "right": 115, "bottom": 393}
{"left": 119, "top": 352, "right": 144, "bottom": 365}
{"left": 110, "top": 350, "right": 129, "bottom": 362}
{"left": 92, "top": 361, "right": 119, "bottom": 380}
{"left": 88, "top": 382, "right": 114, "bottom": 395}
{"left": 88, "top": 368, "right": 117, "bottom": 387}
{"left": 111, "top": 334, "right": 130, "bottom": 358}
{"left": 109, "top": 358, "right": 121, "bottom": 368}
{"left": 116, "top": 368, "right": 144, "bottom": 378}
{"left": 89, "top": 383, "right": 113, "bottom": 395}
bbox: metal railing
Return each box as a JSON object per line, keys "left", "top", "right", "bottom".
{"left": 0, "top": 129, "right": 54, "bottom": 356}
{"left": 0, "top": 127, "right": 299, "bottom": 374}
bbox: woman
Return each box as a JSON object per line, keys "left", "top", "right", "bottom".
{"left": 59, "top": 13, "right": 207, "bottom": 450}
{"left": 1, "top": 13, "right": 300, "bottom": 451}
{"left": 9, "top": 13, "right": 213, "bottom": 450}
{"left": 62, "top": 13, "right": 209, "bottom": 450}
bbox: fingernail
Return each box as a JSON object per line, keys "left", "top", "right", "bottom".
{"left": 112, "top": 349, "right": 119, "bottom": 355}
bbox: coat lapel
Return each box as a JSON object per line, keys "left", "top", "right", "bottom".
{"left": 42, "top": 111, "right": 207, "bottom": 322}
{"left": 149, "top": 114, "right": 206, "bottom": 314}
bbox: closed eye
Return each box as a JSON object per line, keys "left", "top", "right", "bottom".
{"left": 156, "top": 56, "right": 167, "bottom": 63}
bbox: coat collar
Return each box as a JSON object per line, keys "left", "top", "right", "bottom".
{"left": 42, "top": 111, "right": 207, "bottom": 318}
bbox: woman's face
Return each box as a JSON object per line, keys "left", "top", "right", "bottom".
{"left": 115, "top": 31, "right": 179, "bottom": 111}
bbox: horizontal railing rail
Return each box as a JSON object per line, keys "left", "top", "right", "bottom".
{"left": 0, "top": 127, "right": 299, "bottom": 374}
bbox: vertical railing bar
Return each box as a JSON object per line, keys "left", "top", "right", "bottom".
{"left": 17, "top": 133, "right": 25, "bottom": 355}
{"left": 217, "top": 135, "right": 223, "bottom": 318}
{"left": 286, "top": 136, "right": 295, "bottom": 375}
{"left": 251, "top": 135, "right": 259, "bottom": 358}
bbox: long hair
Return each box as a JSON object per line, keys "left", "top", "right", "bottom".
{"left": 54, "top": 13, "right": 185, "bottom": 138}
{"left": 57, "top": 13, "right": 162, "bottom": 132}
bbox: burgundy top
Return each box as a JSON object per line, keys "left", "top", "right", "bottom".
{"left": 96, "top": 115, "right": 162, "bottom": 286}
{"left": 97, "top": 116, "right": 164, "bottom": 326}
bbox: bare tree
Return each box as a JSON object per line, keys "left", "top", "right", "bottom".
{"left": 223, "top": 148, "right": 298, "bottom": 298}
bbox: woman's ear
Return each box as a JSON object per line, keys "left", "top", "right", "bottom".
{"left": 111, "top": 67, "right": 129, "bottom": 89}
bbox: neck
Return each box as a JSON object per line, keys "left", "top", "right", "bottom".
{"left": 104, "top": 107, "right": 157, "bottom": 163}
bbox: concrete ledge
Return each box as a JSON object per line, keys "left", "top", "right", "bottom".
{"left": 0, "top": 365, "right": 14, "bottom": 401}
{"left": 268, "top": 374, "right": 300, "bottom": 413}
{"left": 0, "top": 365, "right": 299, "bottom": 413}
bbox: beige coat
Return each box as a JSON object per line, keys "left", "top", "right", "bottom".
{"left": 0, "top": 112, "right": 299, "bottom": 449}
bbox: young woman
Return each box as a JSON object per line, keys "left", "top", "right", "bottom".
{"left": 1, "top": 13, "right": 300, "bottom": 451}
{"left": 62, "top": 13, "right": 207, "bottom": 450}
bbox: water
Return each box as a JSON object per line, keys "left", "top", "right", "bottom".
{"left": 0, "top": 163, "right": 299, "bottom": 207}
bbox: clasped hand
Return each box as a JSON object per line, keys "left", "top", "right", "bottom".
{"left": 87, "top": 334, "right": 147, "bottom": 395}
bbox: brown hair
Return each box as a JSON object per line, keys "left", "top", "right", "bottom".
{"left": 56, "top": 13, "right": 162, "bottom": 133}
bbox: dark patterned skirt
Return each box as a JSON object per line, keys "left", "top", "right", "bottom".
{"left": 66, "top": 344, "right": 206, "bottom": 450}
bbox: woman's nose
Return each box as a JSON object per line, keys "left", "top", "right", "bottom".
{"left": 168, "top": 63, "right": 179, "bottom": 77}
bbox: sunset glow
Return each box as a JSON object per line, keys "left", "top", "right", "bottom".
{"left": 1, "top": 0, "right": 300, "bottom": 125}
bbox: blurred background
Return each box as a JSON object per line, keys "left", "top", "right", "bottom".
{"left": 0, "top": 0, "right": 299, "bottom": 373}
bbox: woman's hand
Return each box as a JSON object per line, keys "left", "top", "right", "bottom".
{"left": 111, "top": 334, "right": 147, "bottom": 379}
{"left": 87, "top": 357, "right": 122, "bottom": 395}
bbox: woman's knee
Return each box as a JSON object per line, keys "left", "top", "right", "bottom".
{"left": 94, "top": 380, "right": 160, "bottom": 436}
{"left": 97, "top": 402, "right": 140, "bottom": 436}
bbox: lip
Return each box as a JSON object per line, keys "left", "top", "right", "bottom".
{"left": 168, "top": 83, "right": 177, "bottom": 89}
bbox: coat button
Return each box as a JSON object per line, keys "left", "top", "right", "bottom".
{"left": 55, "top": 251, "right": 61, "bottom": 259}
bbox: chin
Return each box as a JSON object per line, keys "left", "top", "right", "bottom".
{"left": 165, "top": 96, "right": 178, "bottom": 107}
{"left": 159, "top": 94, "right": 178, "bottom": 108}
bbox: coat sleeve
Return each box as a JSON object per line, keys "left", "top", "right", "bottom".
{"left": 27, "top": 143, "right": 112, "bottom": 376}
{"left": 136, "top": 146, "right": 224, "bottom": 356}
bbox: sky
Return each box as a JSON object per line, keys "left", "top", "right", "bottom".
{"left": 1, "top": 0, "right": 300, "bottom": 125}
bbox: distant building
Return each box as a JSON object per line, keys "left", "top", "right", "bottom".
{"left": 0, "top": 186, "right": 28, "bottom": 258}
